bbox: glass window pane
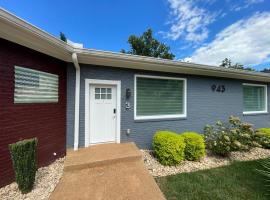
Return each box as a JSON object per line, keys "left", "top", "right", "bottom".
{"left": 107, "top": 94, "right": 112, "bottom": 99}
{"left": 95, "top": 94, "right": 100, "bottom": 99}
{"left": 136, "top": 77, "right": 184, "bottom": 116}
{"left": 95, "top": 88, "right": 100, "bottom": 93}
{"left": 107, "top": 88, "right": 112, "bottom": 94}
{"left": 101, "top": 88, "right": 106, "bottom": 93}
{"left": 243, "top": 85, "right": 266, "bottom": 112}
{"left": 101, "top": 94, "right": 106, "bottom": 99}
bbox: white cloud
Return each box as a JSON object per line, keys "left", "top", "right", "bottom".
{"left": 191, "top": 12, "right": 270, "bottom": 66}
{"left": 164, "top": 0, "right": 217, "bottom": 43}
{"left": 231, "top": 0, "right": 264, "bottom": 11}
{"left": 181, "top": 57, "right": 192, "bottom": 62}
{"left": 245, "top": 0, "right": 264, "bottom": 7}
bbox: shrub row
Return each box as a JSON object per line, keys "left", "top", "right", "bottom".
{"left": 153, "top": 131, "right": 205, "bottom": 166}
{"left": 153, "top": 117, "right": 270, "bottom": 165}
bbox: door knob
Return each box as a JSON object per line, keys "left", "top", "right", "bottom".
{"left": 113, "top": 108, "right": 116, "bottom": 114}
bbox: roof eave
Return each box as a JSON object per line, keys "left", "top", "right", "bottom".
{"left": 0, "top": 8, "right": 73, "bottom": 62}
{"left": 75, "top": 49, "right": 270, "bottom": 82}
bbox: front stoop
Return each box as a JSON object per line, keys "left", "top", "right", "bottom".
{"left": 64, "top": 142, "right": 142, "bottom": 171}
{"left": 50, "top": 142, "right": 165, "bottom": 200}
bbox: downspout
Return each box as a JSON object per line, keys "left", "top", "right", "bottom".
{"left": 72, "top": 52, "right": 80, "bottom": 150}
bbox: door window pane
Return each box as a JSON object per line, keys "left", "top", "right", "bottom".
{"left": 95, "top": 87, "right": 113, "bottom": 100}
{"left": 101, "top": 88, "right": 106, "bottom": 93}
{"left": 95, "top": 94, "right": 100, "bottom": 99}
{"left": 95, "top": 88, "right": 100, "bottom": 93}
{"left": 101, "top": 94, "right": 106, "bottom": 99}
{"left": 107, "top": 94, "right": 112, "bottom": 99}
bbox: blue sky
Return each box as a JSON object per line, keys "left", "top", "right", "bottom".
{"left": 1, "top": 0, "right": 270, "bottom": 70}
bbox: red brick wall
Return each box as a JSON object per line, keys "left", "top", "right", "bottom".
{"left": 0, "top": 38, "right": 67, "bottom": 187}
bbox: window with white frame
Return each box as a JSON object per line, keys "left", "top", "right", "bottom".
{"left": 14, "top": 66, "right": 59, "bottom": 103}
{"left": 243, "top": 83, "right": 267, "bottom": 114}
{"left": 135, "top": 75, "right": 186, "bottom": 120}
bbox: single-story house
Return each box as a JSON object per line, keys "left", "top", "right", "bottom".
{"left": 1, "top": 9, "right": 270, "bottom": 187}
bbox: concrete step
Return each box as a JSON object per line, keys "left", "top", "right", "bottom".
{"left": 64, "top": 142, "right": 142, "bottom": 172}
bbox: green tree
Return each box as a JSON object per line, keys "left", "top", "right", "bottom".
{"left": 261, "top": 68, "right": 270, "bottom": 73}
{"left": 220, "top": 58, "right": 254, "bottom": 71}
{"left": 121, "top": 29, "right": 175, "bottom": 60}
{"left": 220, "top": 58, "right": 232, "bottom": 68}
{"left": 60, "top": 32, "right": 67, "bottom": 42}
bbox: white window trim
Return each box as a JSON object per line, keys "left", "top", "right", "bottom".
{"left": 243, "top": 83, "right": 268, "bottom": 115}
{"left": 134, "top": 74, "right": 187, "bottom": 120}
{"left": 85, "top": 79, "right": 121, "bottom": 147}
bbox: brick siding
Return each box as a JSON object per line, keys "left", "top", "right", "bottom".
{"left": 0, "top": 38, "right": 67, "bottom": 187}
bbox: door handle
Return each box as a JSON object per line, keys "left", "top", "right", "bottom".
{"left": 113, "top": 108, "right": 116, "bottom": 114}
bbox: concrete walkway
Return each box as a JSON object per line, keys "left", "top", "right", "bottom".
{"left": 50, "top": 143, "right": 165, "bottom": 200}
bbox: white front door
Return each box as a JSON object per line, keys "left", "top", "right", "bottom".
{"left": 89, "top": 84, "right": 117, "bottom": 144}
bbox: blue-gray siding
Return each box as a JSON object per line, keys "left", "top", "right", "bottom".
{"left": 67, "top": 63, "right": 270, "bottom": 149}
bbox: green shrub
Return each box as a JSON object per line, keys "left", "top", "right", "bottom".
{"left": 153, "top": 131, "right": 186, "bottom": 166}
{"left": 255, "top": 128, "right": 270, "bottom": 149}
{"left": 258, "top": 128, "right": 270, "bottom": 136}
{"left": 204, "top": 116, "right": 257, "bottom": 156}
{"left": 9, "top": 138, "right": 38, "bottom": 193}
{"left": 180, "top": 132, "right": 206, "bottom": 161}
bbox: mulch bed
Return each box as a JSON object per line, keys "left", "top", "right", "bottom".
{"left": 0, "top": 157, "right": 65, "bottom": 200}
{"left": 142, "top": 148, "right": 270, "bottom": 177}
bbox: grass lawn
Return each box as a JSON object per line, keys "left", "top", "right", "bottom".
{"left": 156, "top": 159, "right": 269, "bottom": 200}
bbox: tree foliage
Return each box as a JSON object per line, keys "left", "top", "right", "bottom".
{"left": 220, "top": 58, "right": 254, "bottom": 71}
{"left": 261, "top": 68, "right": 270, "bottom": 73}
{"left": 60, "top": 32, "right": 67, "bottom": 42}
{"left": 121, "top": 29, "right": 175, "bottom": 60}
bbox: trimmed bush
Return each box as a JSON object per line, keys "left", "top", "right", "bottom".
{"left": 180, "top": 132, "right": 206, "bottom": 161}
{"left": 258, "top": 128, "right": 270, "bottom": 136}
{"left": 9, "top": 138, "right": 38, "bottom": 193}
{"left": 256, "top": 128, "right": 270, "bottom": 149}
{"left": 153, "top": 131, "right": 186, "bottom": 166}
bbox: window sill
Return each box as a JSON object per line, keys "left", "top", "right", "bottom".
{"left": 243, "top": 111, "right": 268, "bottom": 116}
{"left": 134, "top": 116, "right": 187, "bottom": 123}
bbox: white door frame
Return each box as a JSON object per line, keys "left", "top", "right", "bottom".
{"left": 85, "top": 79, "right": 121, "bottom": 147}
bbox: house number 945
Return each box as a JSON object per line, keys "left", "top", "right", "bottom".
{"left": 211, "top": 84, "right": 225, "bottom": 93}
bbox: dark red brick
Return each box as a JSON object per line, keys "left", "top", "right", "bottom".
{"left": 0, "top": 38, "right": 67, "bottom": 187}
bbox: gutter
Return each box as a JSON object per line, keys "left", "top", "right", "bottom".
{"left": 72, "top": 53, "right": 80, "bottom": 150}
{"left": 76, "top": 49, "right": 270, "bottom": 82}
